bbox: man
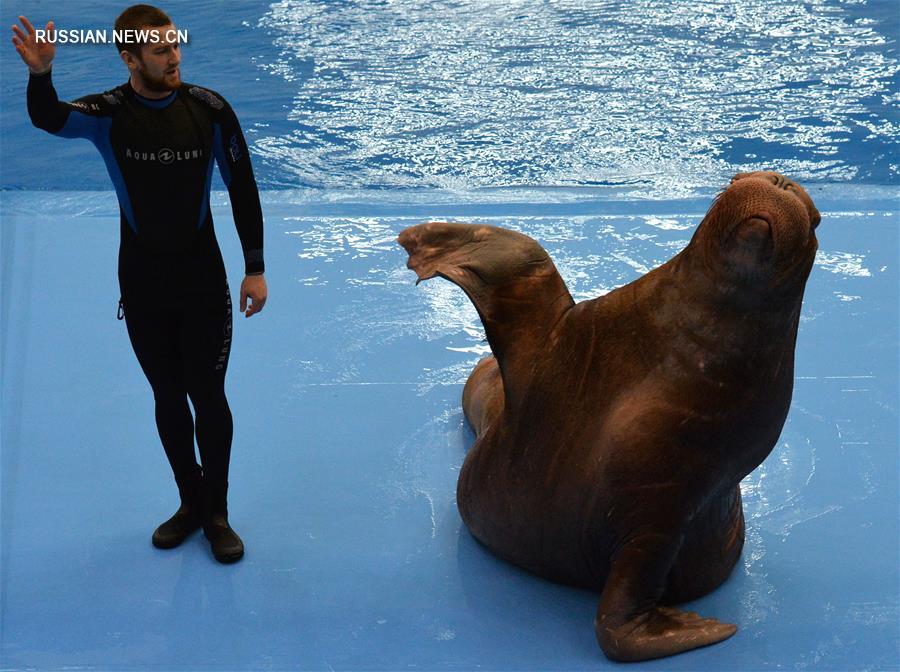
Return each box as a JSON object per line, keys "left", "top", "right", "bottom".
{"left": 12, "top": 5, "right": 267, "bottom": 563}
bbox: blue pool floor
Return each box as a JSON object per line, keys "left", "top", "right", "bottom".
{"left": 1, "top": 189, "right": 898, "bottom": 670}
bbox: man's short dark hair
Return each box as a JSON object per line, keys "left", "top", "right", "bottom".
{"left": 114, "top": 4, "right": 172, "bottom": 55}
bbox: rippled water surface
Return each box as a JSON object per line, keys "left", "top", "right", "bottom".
{"left": 255, "top": 0, "right": 898, "bottom": 192}
{"left": 1, "top": 0, "right": 897, "bottom": 193}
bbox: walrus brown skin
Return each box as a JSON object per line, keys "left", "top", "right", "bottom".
{"left": 398, "top": 172, "right": 821, "bottom": 662}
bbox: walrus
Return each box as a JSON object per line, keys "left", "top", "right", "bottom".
{"left": 397, "top": 172, "right": 821, "bottom": 662}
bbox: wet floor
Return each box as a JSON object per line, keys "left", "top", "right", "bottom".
{"left": 1, "top": 189, "right": 897, "bottom": 670}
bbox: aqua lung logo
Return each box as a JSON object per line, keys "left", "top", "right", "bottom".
{"left": 125, "top": 147, "right": 204, "bottom": 162}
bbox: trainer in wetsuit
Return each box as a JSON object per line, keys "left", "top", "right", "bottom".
{"left": 12, "top": 5, "right": 268, "bottom": 563}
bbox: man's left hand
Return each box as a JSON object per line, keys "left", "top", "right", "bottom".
{"left": 240, "top": 274, "right": 267, "bottom": 318}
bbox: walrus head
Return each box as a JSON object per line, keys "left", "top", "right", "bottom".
{"left": 691, "top": 171, "right": 820, "bottom": 293}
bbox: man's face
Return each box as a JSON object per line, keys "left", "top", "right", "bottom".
{"left": 132, "top": 23, "right": 181, "bottom": 92}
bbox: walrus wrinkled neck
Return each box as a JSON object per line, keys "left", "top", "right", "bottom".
{"left": 675, "top": 240, "right": 810, "bottom": 315}
{"left": 662, "top": 249, "right": 806, "bottom": 364}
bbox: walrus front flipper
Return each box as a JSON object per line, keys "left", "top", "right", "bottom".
{"left": 399, "top": 222, "right": 574, "bottom": 405}
{"left": 594, "top": 532, "right": 737, "bottom": 662}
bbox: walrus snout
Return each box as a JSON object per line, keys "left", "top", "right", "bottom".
{"left": 702, "top": 172, "right": 821, "bottom": 280}
{"left": 729, "top": 171, "right": 821, "bottom": 230}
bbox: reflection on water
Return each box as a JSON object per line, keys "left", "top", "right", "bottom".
{"left": 255, "top": 0, "right": 897, "bottom": 193}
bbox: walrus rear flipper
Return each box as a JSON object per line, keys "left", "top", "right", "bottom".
{"left": 594, "top": 530, "right": 738, "bottom": 662}
{"left": 399, "top": 222, "right": 574, "bottom": 406}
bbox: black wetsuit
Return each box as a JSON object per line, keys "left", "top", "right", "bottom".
{"left": 27, "top": 70, "right": 264, "bottom": 513}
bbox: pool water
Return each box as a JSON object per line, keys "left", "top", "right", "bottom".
{"left": 1, "top": 0, "right": 898, "bottom": 670}
{"left": 2, "top": 0, "right": 898, "bottom": 192}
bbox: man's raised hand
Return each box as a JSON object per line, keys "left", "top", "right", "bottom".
{"left": 11, "top": 16, "right": 55, "bottom": 74}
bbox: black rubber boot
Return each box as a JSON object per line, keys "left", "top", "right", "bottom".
{"left": 203, "top": 513, "right": 244, "bottom": 563}
{"left": 201, "top": 481, "right": 244, "bottom": 563}
{"left": 152, "top": 469, "right": 203, "bottom": 549}
{"left": 152, "top": 503, "right": 202, "bottom": 549}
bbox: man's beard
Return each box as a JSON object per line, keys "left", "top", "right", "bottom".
{"left": 138, "top": 62, "right": 180, "bottom": 92}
